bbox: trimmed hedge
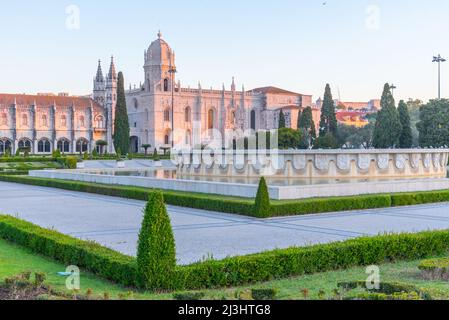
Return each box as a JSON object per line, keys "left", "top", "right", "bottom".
{"left": 2, "top": 215, "right": 449, "bottom": 291}
{"left": 0, "top": 215, "right": 136, "bottom": 286}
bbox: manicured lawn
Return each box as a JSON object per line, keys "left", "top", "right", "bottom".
{"left": 2, "top": 238, "right": 449, "bottom": 300}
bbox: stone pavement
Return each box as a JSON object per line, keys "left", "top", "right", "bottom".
{"left": 1, "top": 181, "right": 449, "bottom": 265}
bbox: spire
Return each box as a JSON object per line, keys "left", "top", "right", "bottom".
{"left": 108, "top": 56, "right": 116, "bottom": 80}
{"left": 95, "top": 60, "right": 104, "bottom": 82}
{"left": 231, "top": 77, "right": 236, "bottom": 91}
{"left": 158, "top": 30, "right": 162, "bottom": 39}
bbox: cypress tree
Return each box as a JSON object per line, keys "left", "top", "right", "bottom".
{"left": 296, "top": 109, "right": 302, "bottom": 130}
{"left": 298, "top": 106, "right": 317, "bottom": 148}
{"left": 113, "top": 72, "right": 130, "bottom": 154}
{"left": 398, "top": 100, "right": 413, "bottom": 148}
{"left": 278, "top": 110, "right": 286, "bottom": 129}
{"left": 373, "top": 84, "right": 402, "bottom": 148}
{"left": 137, "top": 192, "right": 176, "bottom": 289}
{"left": 319, "top": 84, "right": 338, "bottom": 138}
{"left": 254, "top": 177, "right": 271, "bottom": 218}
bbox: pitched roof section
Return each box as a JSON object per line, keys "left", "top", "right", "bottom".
{"left": 249, "top": 86, "right": 303, "bottom": 96}
{"left": 0, "top": 94, "right": 103, "bottom": 110}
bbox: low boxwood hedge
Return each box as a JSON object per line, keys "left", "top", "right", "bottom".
{"left": 0, "top": 215, "right": 137, "bottom": 286}
{"left": 2, "top": 215, "right": 449, "bottom": 291}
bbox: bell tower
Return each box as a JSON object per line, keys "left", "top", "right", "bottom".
{"left": 143, "top": 31, "right": 176, "bottom": 93}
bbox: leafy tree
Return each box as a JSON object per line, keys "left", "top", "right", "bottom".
{"left": 407, "top": 99, "right": 424, "bottom": 146}
{"left": 296, "top": 109, "right": 302, "bottom": 129}
{"left": 141, "top": 144, "right": 152, "bottom": 156}
{"left": 278, "top": 110, "right": 286, "bottom": 129}
{"left": 373, "top": 83, "right": 402, "bottom": 148}
{"left": 254, "top": 177, "right": 271, "bottom": 218}
{"left": 298, "top": 107, "right": 317, "bottom": 149}
{"left": 417, "top": 99, "right": 449, "bottom": 147}
{"left": 137, "top": 192, "right": 176, "bottom": 289}
{"left": 319, "top": 84, "right": 338, "bottom": 138}
{"left": 398, "top": 100, "right": 413, "bottom": 148}
{"left": 337, "top": 124, "right": 359, "bottom": 148}
{"left": 313, "top": 132, "right": 338, "bottom": 149}
{"left": 113, "top": 72, "right": 130, "bottom": 155}
{"left": 277, "top": 128, "right": 301, "bottom": 149}
{"left": 346, "top": 123, "right": 375, "bottom": 149}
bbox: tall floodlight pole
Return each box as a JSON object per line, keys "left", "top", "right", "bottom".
{"left": 433, "top": 54, "right": 446, "bottom": 99}
{"left": 168, "top": 65, "right": 177, "bottom": 149}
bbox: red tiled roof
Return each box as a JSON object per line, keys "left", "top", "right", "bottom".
{"left": 0, "top": 93, "right": 103, "bottom": 110}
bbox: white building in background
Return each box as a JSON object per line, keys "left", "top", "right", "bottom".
{"left": 123, "top": 32, "right": 320, "bottom": 153}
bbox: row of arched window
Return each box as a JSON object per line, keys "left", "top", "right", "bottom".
{"left": 0, "top": 138, "right": 90, "bottom": 154}
{"left": 0, "top": 113, "right": 105, "bottom": 129}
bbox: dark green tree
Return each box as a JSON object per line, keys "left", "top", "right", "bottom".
{"left": 277, "top": 128, "right": 301, "bottom": 149}
{"left": 398, "top": 100, "right": 413, "bottom": 148}
{"left": 373, "top": 83, "right": 402, "bottom": 148}
{"left": 278, "top": 110, "right": 286, "bottom": 129}
{"left": 254, "top": 177, "right": 271, "bottom": 218}
{"left": 298, "top": 107, "right": 317, "bottom": 149}
{"left": 319, "top": 84, "right": 338, "bottom": 138}
{"left": 417, "top": 99, "right": 449, "bottom": 147}
{"left": 313, "top": 132, "right": 338, "bottom": 149}
{"left": 113, "top": 72, "right": 130, "bottom": 154}
{"left": 137, "top": 192, "right": 176, "bottom": 289}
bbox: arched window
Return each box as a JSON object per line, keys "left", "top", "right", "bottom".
{"left": 164, "top": 79, "right": 169, "bottom": 92}
{"left": 76, "top": 138, "right": 89, "bottom": 153}
{"left": 79, "top": 115, "right": 85, "bottom": 128}
{"left": 133, "top": 98, "right": 138, "bottom": 110}
{"left": 38, "top": 139, "right": 51, "bottom": 153}
{"left": 22, "top": 114, "right": 28, "bottom": 126}
{"left": 95, "top": 115, "right": 104, "bottom": 128}
{"left": 164, "top": 109, "right": 171, "bottom": 122}
{"left": 164, "top": 130, "right": 171, "bottom": 145}
{"left": 42, "top": 115, "right": 48, "bottom": 127}
{"left": 184, "top": 107, "right": 191, "bottom": 123}
{"left": 0, "top": 139, "right": 12, "bottom": 154}
{"left": 1, "top": 113, "right": 7, "bottom": 126}
{"left": 208, "top": 109, "right": 215, "bottom": 129}
{"left": 57, "top": 138, "right": 70, "bottom": 153}
{"left": 18, "top": 139, "right": 32, "bottom": 151}
{"left": 61, "top": 115, "right": 67, "bottom": 127}
{"left": 250, "top": 110, "right": 256, "bottom": 130}
{"left": 185, "top": 130, "right": 192, "bottom": 145}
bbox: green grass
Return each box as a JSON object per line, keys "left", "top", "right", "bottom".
{"left": 2, "top": 237, "right": 449, "bottom": 300}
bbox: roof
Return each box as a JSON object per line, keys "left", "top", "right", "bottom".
{"left": 0, "top": 94, "right": 103, "bottom": 111}
{"left": 249, "top": 86, "right": 302, "bottom": 96}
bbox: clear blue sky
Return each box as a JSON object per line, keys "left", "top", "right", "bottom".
{"left": 1, "top": 0, "right": 449, "bottom": 103}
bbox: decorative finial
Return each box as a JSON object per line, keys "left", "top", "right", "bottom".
{"left": 158, "top": 30, "right": 162, "bottom": 39}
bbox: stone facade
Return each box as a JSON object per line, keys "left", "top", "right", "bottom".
{"left": 124, "top": 32, "right": 320, "bottom": 153}
{"left": 0, "top": 94, "right": 110, "bottom": 155}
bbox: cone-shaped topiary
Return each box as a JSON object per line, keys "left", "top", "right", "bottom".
{"left": 255, "top": 177, "right": 271, "bottom": 218}
{"left": 137, "top": 192, "right": 176, "bottom": 290}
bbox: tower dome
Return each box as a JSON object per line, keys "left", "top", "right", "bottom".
{"left": 145, "top": 31, "right": 174, "bottom": 67}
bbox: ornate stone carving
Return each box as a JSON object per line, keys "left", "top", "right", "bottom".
{"left": 410, "top": 154, "right": 420, "bottom": 169}
{"left": 377, "top": 154, "right": 389, "bottom": 170}
{"left": 423, "top": 154, "right": 431, "bottom": 169}
{"left": 315, "top": 155, "right": 330, "bottom": 171}
{"left": 292, "top": 155, "right": 307, "bottom": 170}
{"left": 395, "top": 154, "right": 406, "bottom": 170}
{"left": 357, "top": 154, "right": 371, "bottom": 171}
{"left": 337, "top": 154, "right": 351, "bottom": 171}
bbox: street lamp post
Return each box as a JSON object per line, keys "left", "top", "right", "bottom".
{"left": 390, "top": 84, "right": 397, "bottom": 98}
{"left": 433, "top": 54, "right": 446, "bottom": 99}
{"left": 168, "top": 66, "right": 177, "bottom": 149}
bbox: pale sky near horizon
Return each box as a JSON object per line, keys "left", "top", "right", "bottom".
{"left": 1, "top": 0, "right": 449, "bottom": 103}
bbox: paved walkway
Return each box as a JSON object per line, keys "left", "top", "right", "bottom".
{"left": 1, "top": 181, "right": 449, "bottom": 265}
